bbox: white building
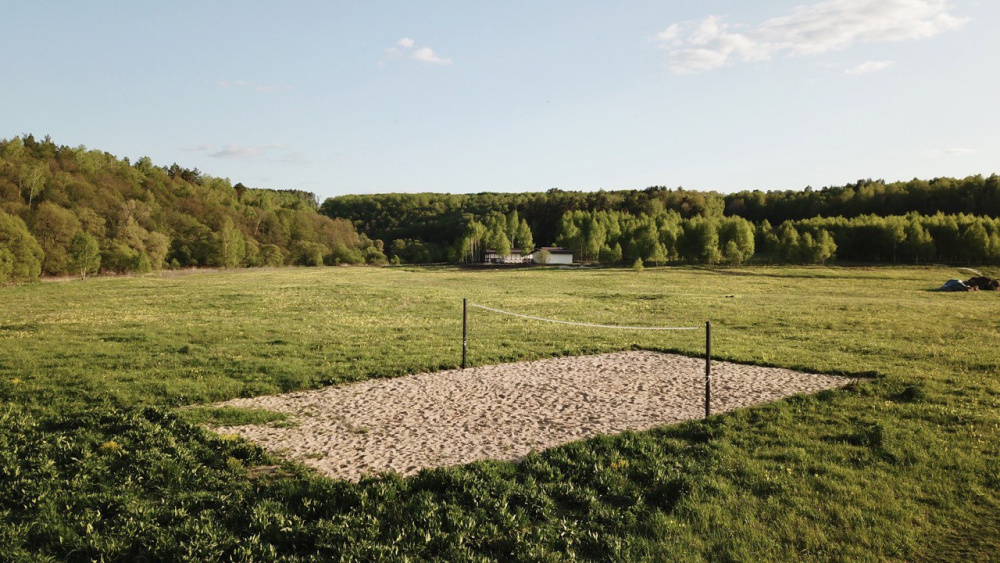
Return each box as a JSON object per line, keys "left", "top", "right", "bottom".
{"left": 483, "top": 248, "right": 531, "bottom": 264}
{"left": 531, "top": 247, "right": 574, "bottom": 265}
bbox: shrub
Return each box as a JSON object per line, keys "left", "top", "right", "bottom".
{"left": 258, "top": 244, "right": 285, "bottom": 267}
{"left": 0, "top": 208, "right": 44, "bottom": 282}
{"left": 598, "top": 244, "right": 622, "bottom": 266}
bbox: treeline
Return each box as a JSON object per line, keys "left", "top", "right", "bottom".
{"left": 0, "top": 135, "right": 385, "bottom": 283}
{"left": 321, "top": 175, "right": 1000, "bottom": 265}
{"left": 320, "top": 189, "right": 722, "bottom": 256}
{"left": 550, "top": 210, "right": 1000, "bottom": 266}
{"left": 724, "top": 176, "right": 1000, "bottom": 224}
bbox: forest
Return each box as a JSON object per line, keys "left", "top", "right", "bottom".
{"left": 321, "top": 176, "right": 1000, "bottom": 266}
{"left": 3, "top": 133, "right": 998, "bottom": 282}
{"left": 0, "top": 135, "right": 385, "bottom": 283}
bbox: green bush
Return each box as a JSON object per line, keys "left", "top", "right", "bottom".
{"left": 0, "top": 208, "right": 43, "bottom": 282}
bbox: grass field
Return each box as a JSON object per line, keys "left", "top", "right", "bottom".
{"left": 1, "top": 265, "right": 998, "bottom": 561}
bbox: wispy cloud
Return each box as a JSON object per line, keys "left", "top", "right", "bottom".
{"left": 380, "top": 37, "right": 452, "bottom": 66}
{"left": 180, "top": 144, "right": 306, "bottom": 164}
{"left": 411, "top": 46, "right": 451, "bottom": 65}
{"left": 210, "top": 144, "right": 286, "bottom": 159}
{"left": 656, "top": 0, "right": 967, "bottom": 74}
{"left": 179, "top": 144, "right": 215, "bottom": 152}
{"left": 218, "top": 79, "right": 293, "bottom": 93}
{"left": 845, "top": 60, "right": 894, "bottom": 75}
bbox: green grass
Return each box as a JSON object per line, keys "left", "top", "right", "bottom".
{"left": 1, "top": 265, "right": 998, "bottom": 561}
{"left": 176, "top": 406, "right": 292, "bottom": 427}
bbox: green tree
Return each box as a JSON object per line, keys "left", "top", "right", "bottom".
{"left": 217, "top": 217, "right": 246, "bottom": 268}
{"left": 68, "top": 232, "right": 101, "bottom": 278}
{"left": 259, "top": 244, "right": 285, "bottom": 267}
{"left": 719, "top": 217, "right": 755, "bottom": 265}
{"left": 483, "top": 215, "right": 512, "bottom": 258}
{"left": 756, "top": 219, "right": 779, "bottom": 258}
{"left": 330, "top": 243, "right": 365, "bottom": 265}
{"left": 989, "top": 232, "right": 1000, "bottom": 264}
{"left": 505, "top": 210, "right": 518, "bottom": 244}
{"left": 799, "top": 229, "right": 836, "bottom": 264}
{"left": 0, "top": 209, "right": 44, "bottom": 282}
{"left": 680, "top": 218, "right": 721, "bottom": 264}
{"left": 0, "top": 248, "right": 13, "bottom": 281}
{"left": 515, "top": 218, "right": 534, "bottom": 254}
{"left": 556, "top": 213, "right": 583, "bottom": 258}
{"left": 19, "top": 162, "right": 46, "bottom": 207}
{"left": 960, "top": 222, "right": 990, "bottom": 264}
{"left": 598, "top": 243, "right": 623, "bottom": 266}
{"left": 902, "top": 218, "right": 935, "bottom": 264}
{"left": 777, "top": 222, "right": 801, "bottom": 263}
{"left": 583, "top": 215, "right": 606, "bottom": 261}
{"left": 455, "top": 220, "right": 487, "bottom": 263}
{"left": 293, "top": 241, "right": 326, "bottom": 266}
{"left": 31, "top": 201, "right": 80, "bottom": 275}
{"left": 144, "top": 232, "right": 170, "bottom": 270}
{"left": 814, "top": 229, "right": 837, "bottom": 264}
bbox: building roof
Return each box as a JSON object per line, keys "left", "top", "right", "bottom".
{"left": 534, "top": 247, "right": 574, "bottom": 255}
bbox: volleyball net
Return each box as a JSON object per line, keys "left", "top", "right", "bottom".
{"left": 460, "top": 299, "right": 715, "bottom": 418}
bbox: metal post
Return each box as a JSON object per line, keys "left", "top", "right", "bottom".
{"left": 462, "top": 298, "right": 468, "bottom": 369}
{"left": 705, "top": 321, "right": 711, "bottom": 419}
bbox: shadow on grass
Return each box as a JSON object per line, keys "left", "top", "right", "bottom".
{"left": 638, "top": 345, "right": 881, "bottom": 381}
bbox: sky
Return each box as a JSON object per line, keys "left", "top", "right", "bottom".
{"left": 2, "top": 1, "right": 997, "bottom": 200}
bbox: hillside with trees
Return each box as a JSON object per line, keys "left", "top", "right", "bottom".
{"left": 3, "top": 133, "right": 996, "bottom": 279}
{"left": 0, "top": 135, "right": 385, "bottom": 283}
{"left": 321, "top": 176, "right": 1000, "bottom": 266}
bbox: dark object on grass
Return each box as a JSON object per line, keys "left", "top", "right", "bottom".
{"left": 938, "top": 276, "right": 1000, "bottom": 292}
{"left": 939, "top": 279, "right": 970, "bottom": 292}
{"left": 964, "top": 276, "right": 1000, "bottom": 291}
{"left": 894, "top": 384, "right": 927, "bottom": 403}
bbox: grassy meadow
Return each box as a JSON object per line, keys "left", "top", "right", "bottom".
{"left": 1, "top": 265, "right": 998, "bottom": 561}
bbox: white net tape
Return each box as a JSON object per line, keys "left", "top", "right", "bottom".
{"left": 468, "top": 303, "right": 700, "bottom": 331}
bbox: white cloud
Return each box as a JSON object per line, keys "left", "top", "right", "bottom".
{"left": 657, "top": 23, "right": 682, "bottom": 42}
{"left": 180, "top": 143, "right": 304, "bottom": 163}
{"left": 845, "top": 60, "right": 894, "bottom": 74}
{"left": 180, "top": 144, "right": 215, "bottom": 152}
{"left": 210, "top": 145, "right": 273, "bottom": 159}
{"left": 656, "top": 0, "right": 967, "bottom": 74}
{"left": 381, "top": 38, "right": 452, "bottom": 66}
{"left": 411, "top": 46, "right": 452, "bottom": 65}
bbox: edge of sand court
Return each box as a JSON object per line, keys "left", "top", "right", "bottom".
{"left": 213, "top": 351, "right": 852, "bottom": 481}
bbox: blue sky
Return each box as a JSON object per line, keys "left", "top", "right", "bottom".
{"left": 3, "top": 1, "right": 996, "bottom": 199}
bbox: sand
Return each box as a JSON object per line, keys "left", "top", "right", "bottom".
{"left": 213, "top": 351, "right": 850, "bottom": 481}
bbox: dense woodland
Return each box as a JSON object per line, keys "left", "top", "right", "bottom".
{"left": 322, "top": 176, "right": 1000, "bottom": 266}
{"left": 0, "top": 135, "right": 385, "bottom": 283}
{"left": 2, "top": 134, "right": 998, "bottom": 283}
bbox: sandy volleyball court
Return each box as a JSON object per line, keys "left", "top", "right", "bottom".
{"left": 214, "top": 351, "right": 851, "bottom": 481}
